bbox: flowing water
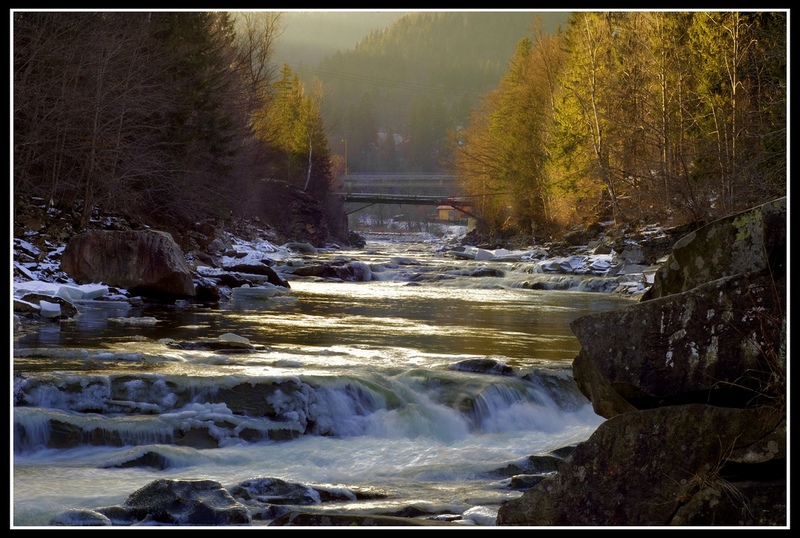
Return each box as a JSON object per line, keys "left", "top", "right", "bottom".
{"left": 12, "top": 232, "right": 636, "bottom": 527}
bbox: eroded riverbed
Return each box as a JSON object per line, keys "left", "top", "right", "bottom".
{"left": 13, "top": 233, "right": 636, "bottom": 526}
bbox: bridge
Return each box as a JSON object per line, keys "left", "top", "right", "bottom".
{"left": 336, "top": 173, "right": 469, "bottom": 216}
{"left": 342, "top": 192, "right": 466, "bottom": 205}
{"left": 340, "top": 173, "right": 458, "bottom": 189}
{"left": 341, "top": 192, "right": 475, "bottom": 215}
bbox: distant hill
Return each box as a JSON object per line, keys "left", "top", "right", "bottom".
{"left": 284, "top": 11, "right": 570, "bottom": 173}
{"left": 274, "top": 11, "right": 408, "bottom": 69}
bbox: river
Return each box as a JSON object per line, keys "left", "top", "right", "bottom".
{"left": 12, "top": 231, "right": 637, "bottom": 527}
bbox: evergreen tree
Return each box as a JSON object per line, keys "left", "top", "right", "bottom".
{"left": 686, "top": 11, "right": 786, "bottom": 214}
{"left": 255, "top": 63, "right": 332, "bottom": 196}
{"left": 453, "top": 31, "right": 566, "bottom": 238}
{"left": 146, "top": 13, "right": 242, "bottom": 219}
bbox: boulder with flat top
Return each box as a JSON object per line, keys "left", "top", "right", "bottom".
{"left": 497, "top": 198, "right": 786, "bottom": 527}
{"left": 61, "top": 229, "right": 196, "bottom": 299}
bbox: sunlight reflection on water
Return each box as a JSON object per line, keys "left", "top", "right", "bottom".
{"left": 13, "top": 235, "right": 636, "bottom": 526}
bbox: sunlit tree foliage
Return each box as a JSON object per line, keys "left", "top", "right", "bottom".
{"left": 254, "top": 63, "right": 332, "bottom": 197}
{"left": 453, "top": 11, "right": 786, "bottom": 237}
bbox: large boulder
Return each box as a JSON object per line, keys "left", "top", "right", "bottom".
{"left": 496, "top": 199, "right": 787, "bottom": 527}
{"left": 571, "top": 271, "right": 783, "bottom": 419}
{"left": 61, "top": 229, "right": 196, "bottom": 299}
{"left": 642, "top": 197, "right": 786, "bottom": 300}
{"left": 496, "top": 405, "right": 785, "bottom": 526}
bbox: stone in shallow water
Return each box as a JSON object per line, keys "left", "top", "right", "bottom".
{"left": 218, "top": 332, "right": 250, "bottom": 344}
{"left": 108, "top": 316, "right": 158, "bottom": 326}
{"left": 51, "top": 508, "right": 112, "bottom": 526}
{"left": 124, "top": 478, "right": 252, "bottom": 526}
{"left": 448, "top": 358, "right": 514, "bottom": 376}
{"left": 231, "top": 284, "right": 287, "bottom": 300}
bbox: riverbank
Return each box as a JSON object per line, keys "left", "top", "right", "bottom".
{"left": 14, "top": 226, "right": 635, "bottom": 527}
{"left": 13, "top": 196, "right": 680, "bottom": 314}
{"left": 13, "top": 195, "right": 785, "bottom": 527}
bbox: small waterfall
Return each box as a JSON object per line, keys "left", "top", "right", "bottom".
{"left": 13, "top": 406, "right": 177, "bottom": 454}
{"left": 13, "top": 408, "right": 52, "bottom": 454}
{"left": 13, "top": 366, "right": 602, "bottom": 455}
{"left": 507, "top": 273, "right": 623, "bottom": 292}
{"left": 303, "top": 378, "right": 388, "bottom": 436}
{"left": 13, "top": 228, "right": 638, "bottom": 527}
{"left": 472, "top": 383, "right": 598, "bottom": 435}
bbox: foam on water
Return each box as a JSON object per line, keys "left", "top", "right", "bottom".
{"left": 13, "top": 232, "right": 635, "bottom": 526}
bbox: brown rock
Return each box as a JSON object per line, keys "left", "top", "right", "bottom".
{"left": 643, "top": 197, "right": 785, "bottom": 300}
{"left": 61, "top": 229, "right": 195, "bottom": 299}
{"left": 571, "top": 272, "right": 784, "bottom": 418}
{"left": 509, "top": 198, "right": 789, "bottom": 527}
{"left": 496, "top": 405, "right": 785, "bottom": 526}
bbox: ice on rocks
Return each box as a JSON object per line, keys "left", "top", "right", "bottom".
{"left": 13, "top": 262, "right": 37, "bottom": 281}
{"left": 14, "top": 281, "right": 110, "bottom": 302}
{"left": 231, "top": 283, "right": 290, "bottom": 300}
{"left": 53, "top": 285, "right": 85, "bottom": 301}
{"left": 218, "top": 333, "right": 251, "bottom": 344}
{"left": 38, "top": 300, "right": 61, "bottom": 318}
{"left": 559, "top": 256, "right": 589, "bottom": 273}
{"left": 588, "top": 257, "right": 613, "bottom": 273}
{"left": 55, "top": 284, "right": 110, "bottom": 301}
{"left": 472, "top": 247, "right": 495, "bottom": 261}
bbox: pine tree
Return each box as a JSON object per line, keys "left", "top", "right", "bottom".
{"left": 255, "top": 63, "right": 332, "bottom": 196}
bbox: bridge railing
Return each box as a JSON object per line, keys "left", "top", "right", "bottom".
{"left": 340, "top": 174, "right": 457, "bottom": 186}
{"left": 336, "top": 173, "right": 467, "bottom": 208}
{"left": 340, "top": 174, "right": 458, "bottom": 180}
{"left": 342, "top": 192, "right": 470, "bottom": 204}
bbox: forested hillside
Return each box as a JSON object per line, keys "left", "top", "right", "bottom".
{"left": 453, "top": 11, "right": 787, "bottom": 240}
{"left": 302, "top": 11, "right": 568, "bottom": 173}
{"left": 273, "top": 11, "right": 407, "bottom": 68}
{"left": 13, "top": 11, "right": 338, "bottom": 243}
{"left": 13, "top": 11, "right": 786, "bottom": 248}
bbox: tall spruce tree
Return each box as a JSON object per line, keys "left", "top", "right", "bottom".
{"left": 145, "top": 12, "right": 242, "bottom": 221}
{"left": 453, "top": 35, "right": 564, "bottom": 238}
{"left": 255, "top": 63, "right": 332, "bottom": 197}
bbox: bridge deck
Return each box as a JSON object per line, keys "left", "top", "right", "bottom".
{"left": 341, "top": 174, "right": 457, "bottom": 183}
{"left": 341, "top": 192, "right": 469, "bottom": 205}
{"left": 338, "top": 191, "right": 481, "bottom": 220}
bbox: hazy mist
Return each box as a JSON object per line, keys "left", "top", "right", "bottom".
{"left": 273, "top": 11, "right": 408, "bottom": 68}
